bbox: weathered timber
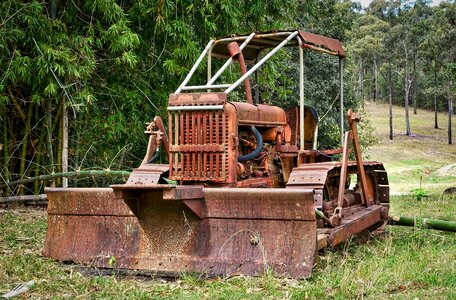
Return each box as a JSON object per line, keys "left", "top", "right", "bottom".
{"left": 0, "top": 170, "right": 131, "bottom": 190}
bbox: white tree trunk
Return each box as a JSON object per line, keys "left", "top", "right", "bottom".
{"left": 62, "top": 100, "right": 68, "bottom": 188}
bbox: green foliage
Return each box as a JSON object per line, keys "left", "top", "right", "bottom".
{"left": 0, "top": 0, "right": 300, "bottom": 193}
{"left": 5, "top": 0, "right": 453, "bottom": 193}
{"left": 294, "top": 0, "right": 365, "bottom": 149}
{"left": 351, "top": 0, "right": 455, "bottom": 114}
{"left": 410, "top": 187, "right": 429, "bottom": 201}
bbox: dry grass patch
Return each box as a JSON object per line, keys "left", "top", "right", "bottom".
{"left": 365, "top": 102, "right": 456, "bottom": 194}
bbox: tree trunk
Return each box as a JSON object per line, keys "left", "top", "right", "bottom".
{"left": 2, "top": 116, "right": 10, "bottom": 195}
{"left": 405, "top": 57, "right": 411, "bottom": 136}
{"left": 46, "top": 99, "right": 55, "bottom": 184}
{"left": 34, "top": 129, "right": 44, "bottom": 195}
{"left": 19, "top": 104, "right": 33, "bottom": 195}
{"left": 62, "top": 99, "right": 68, "bottom": 187}
{"left": 412, "top": 51, "right": 417, "bottom": 115}
{"left": 50, "top": 0, "right": 57, "bottom": 19}
{"left": 8, "top": 86, "right": 26, "bottom": 122}
{"left": 56, "top": 102, "right": 63, "bottom": 186}
{"left": 374, "top": 59, "right": 378, "bottom": 102}
{"left": 388, "top": 59, "right": 394, "bottom": 140}
{"left": 449, "top": 88, "right": 453, "bottom": 145}
{"left": 360, "top": 59, "right": 364, "bottom": 101}
{"left": 73, "top": 127, "right": 81, "bottom": 187}
{"left": 434, "top": 67, "right": 438, "bottom": 129}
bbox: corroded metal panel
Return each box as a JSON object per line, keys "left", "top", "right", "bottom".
{"left": 204, "top": 188, "right": 315, "bottom": 220}
{"left": 230, "top": 102, "right": 287, "bottom": 126}
{"left": 43, "top": 186, "right": 318, "bottom": 278}
{"left": 42, "top": 215, "right": 142, "bottom": 265}
{"left": 299, "top": 31, "right": 345, "bottom": 57}
{"left": 327, "top": 205, "right": 384, "bottom": 246}
{"left": 193, "top": 218, "right": 316, "bottom": 278}
{"left": 168, "top": 103, "right": 235, "bottom": 183}
{"left": 168, "top": 92, "right": 227, "bottom": 106}
{"left": 123, "top": 164, "right": 168, "bottom": 186}
{"left": 46, "top": 188, "right": 133, "bottom": 216}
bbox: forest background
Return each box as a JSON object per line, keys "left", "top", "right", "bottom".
{"left": 1, "top": 0, "right": 455, "bottom": 196}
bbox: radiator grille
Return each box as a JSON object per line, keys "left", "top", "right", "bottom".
{"left": 169, "top": 110, "right": 229, "bottom": 182}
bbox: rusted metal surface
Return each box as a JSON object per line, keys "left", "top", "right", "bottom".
{"left": 43, "top": 160, "right": 389, "bottom": 279}
{"left": 168, "top": 99, "right": 236, "bottom": 183}
{"left": 227, "top": 41, "right": 253, "bottom": 104}
{"left": 348, "top": 109, "right": 372, "bottom": 206}
{"left": 212, "top": 30, "right": 345, "bottom": 62}
{"left": 230, "top": 102, "right": 287, "bottom": 127}
{"left": 152, "top": 116, "right": 169, "bottom": 155}
{"left": 285, "top": 106, "right": 318, "bottom": 148}
{"left": 235, "top": 176, "right": 274, "bottom": 188}
{"left": 327, "top": 205, "right": 385, "bottom": 246}
{"left": 43, "top": 188, "right": 142, "bottom": 264}
{"left": 287, "top": 161, "right": 387, "bottom": 189}
{"left": 46, "top": 188, "right": 134, "bottom": 216}
{"left": 204, "top": 188, "right": 315, "bottom": 220}
{"left": 141, "top": 116, "right": 168, "bottom": 165}
{"left": 333, "top": 131, "right": 351, "bottom": 225}
{"left": 43, "top": 186, "right": 317, "bottom": 278}
{"left": 44, "top": 215, "right": 142, "bottom": 265}
{"left": 286, "top": 160, "right": 389, "bottom": 229}
{"left": 169, "top": 92, "right": 227, "bottom": 107}
{"left": 130, "top": 218, "right": 316, "bottom": 278}
{"left": 298, "top": 31, "right": 345, "bottom": 58}
{"left": 123, "top": 164, "right": 168, "bottom": 186}
{"left": 286, "top": 162, "right": 337, "bottom": 190}
{"left": 162, "top": 185, "right": 204, "bottom": 200}
{"left": 317, "top": 233, "right": 329, "bottom": 250}
{"left": 167, "top": 93, "right": 288, "bottom": 185}
{"left": 192, "top": 218, "right": 316, "bottom": 278}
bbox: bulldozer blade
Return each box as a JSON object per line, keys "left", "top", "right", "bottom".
{"left": 42, "top": 188, "right": 143, "bottom": 267}
{"left": 43, "top": 187, "right": 317, "bottom": 278}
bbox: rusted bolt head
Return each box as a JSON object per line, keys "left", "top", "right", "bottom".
{"left": 250, "top": 235, "right": 260, "bottom": 245}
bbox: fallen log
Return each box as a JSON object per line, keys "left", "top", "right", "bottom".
{"left": 0, "top": 194, "right": 48, "bottom": 204}
{"left": 0, "top": 170, "right": 131, "bottom": 190}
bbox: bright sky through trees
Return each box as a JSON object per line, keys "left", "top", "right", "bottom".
{"left": 357, "top": 0, "right": 447, "bottom": 8}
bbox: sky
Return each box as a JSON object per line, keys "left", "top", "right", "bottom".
{"left": 357, "top": 0, "right": 448, "bottom": 9}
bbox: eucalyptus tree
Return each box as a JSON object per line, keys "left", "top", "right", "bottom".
{"left": 405, "top": 0, "right": 434, "bottom": 114}
{"left": 420, "top": 6, "right": 445, "bottom": 129}
{"left": 386, "top": 19, "right": 416, "bottom": 136}
{"left": 347, "top": 14, "right": 389, "bottom": 102}
{"left": 433, "top": 2, "right": 456, "bottom": 144}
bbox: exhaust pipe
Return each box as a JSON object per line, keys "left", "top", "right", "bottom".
{"left": 227, "top": 41, "right": 253, "bottom": 104}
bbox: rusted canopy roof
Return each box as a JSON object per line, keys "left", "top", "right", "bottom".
{"left": 298, "top": 31, "right": 345, "bottom": 58}
{"left": 212, "top": 30, "right": 345, "bottom": 63}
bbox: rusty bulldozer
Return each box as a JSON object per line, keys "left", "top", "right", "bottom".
{"left": 43, "top": 30, "right": 389, "bottom": 278}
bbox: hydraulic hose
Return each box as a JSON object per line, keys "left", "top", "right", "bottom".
{"left": 238, "top": 126, "right": 263, "bottom": 162}
{"left": 148, "top": 150, "right": 160, "bottom": 164}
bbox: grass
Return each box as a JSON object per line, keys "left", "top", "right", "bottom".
{"left": 1, "top": 196, "right": 455, "bottom": 299}
{"left": 1, "top": 102, "right": 455, "bottom": 299}
{"left": 365, "top": 101, "right": 456, "bottom": 194}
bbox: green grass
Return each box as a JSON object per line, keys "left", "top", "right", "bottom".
{"left": 365, "top": 101, "right": 456, "bottom": 194}
{"left": 1, "top": 195, "right": 455, "bottom": 299}
{"left": 1, "top": 102, "right": 455, "bottom": 299}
